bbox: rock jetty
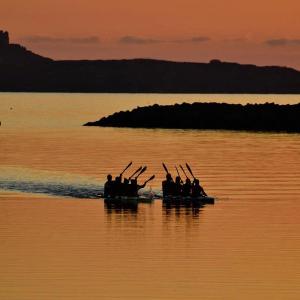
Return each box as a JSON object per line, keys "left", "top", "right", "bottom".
{"left": 84, "top": 102, "right": 300, "bottom": 133}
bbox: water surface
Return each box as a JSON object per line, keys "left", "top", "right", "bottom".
{"left": 1, "top": 93, "right": 300, "bottom": 299}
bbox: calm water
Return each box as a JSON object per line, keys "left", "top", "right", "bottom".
{"left": 1, "top": 93, "right": 300, "bottom": 299}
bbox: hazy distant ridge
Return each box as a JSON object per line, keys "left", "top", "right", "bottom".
{"left": 1, "top": 31, "right": 300, "bottom": 93}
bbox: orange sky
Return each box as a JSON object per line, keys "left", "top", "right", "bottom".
{"left": 2, "top": 0, "right": 300, "bottom": 68}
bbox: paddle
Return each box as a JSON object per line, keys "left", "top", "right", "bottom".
{"left": 186, "top": 163, "right": 207, "bottom": 196}
{"left": 120, "top": 161, "right": 133, "bottom": 176}
{"left": 144, "top": 175, "right": 155, "bottom": 185}
{"left": 179, "top": 164, "right": 189, "bottom": 179}
{"left": 162, "top": 163, "right": 169, "bottom": 174}
{"left": 129, "top": 166, "right": 142, "bottom": 179}
{"left": 186, "top": 163, "right": 196, "bottom": 180}
{"left": 135, "top": 166, "right": 147, "bottom": 179}
{"left": 175, "top": 166, "right": 183, "bottom": 182}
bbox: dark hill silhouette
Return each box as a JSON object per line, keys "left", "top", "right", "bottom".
{"left": 0, "top": 43, "right": 51, "bottom": 65}
{"left": 1, "top": 31, "right": 300, "bottom": 93}
{"left": 84, "top": 102, "right": 300, "bottom": 133}
{"left": 0, "top": 31, "right": 52, "bottom": 65}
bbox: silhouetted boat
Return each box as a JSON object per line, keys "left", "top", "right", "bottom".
{"left": 163, "top": 196, "right": 215, "bottom": 204}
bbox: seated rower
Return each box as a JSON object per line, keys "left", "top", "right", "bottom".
{"left": 128, "top": 178, "right": 146, "bottom": 197}
{"left": 112, "top": 176, "right": 122, "bottom": 197}
{"left": 174, "top": 176, "right": 183, "bottom": 196}
{"left": 192, "top": 179, "right": 207, "bottom": 197}
{"left": 122, "top": 178, "right": 130, "bottom": 196}
{"left": 182, "top": 178, "right": 192, "bottom": 197}
{"left": 162, "top": 173, "right": 175, "bottom": 197}
{"left": 104, "top": 174, "right": 113, "bottom": 197}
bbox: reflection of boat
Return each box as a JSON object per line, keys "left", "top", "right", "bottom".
{"left": 163, "top": 196, "right": 215, "bottom": 204}
{"left": 104, "top": 197, "right": 138, "bottom": 206}
{"left": 104, "top": 197, "right": 138, "bottom": 213}
{"left": 104, "top": 195, "right": 154, "bottom": 204}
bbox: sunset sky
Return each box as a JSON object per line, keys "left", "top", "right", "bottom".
{"left": 2, "top": 0, "right": 300, "bottom": 69}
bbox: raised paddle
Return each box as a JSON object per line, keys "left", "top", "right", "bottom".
{"left": 144, "top": 175, "right": 155, "bottom": 185}
{"left": 186, "top": 163, "right": 196, "bottom": 180}
{"left": 120, "top": 161, "right": 133, "bottom": 176}
{"left": 135, "top": 166, "right": 147, "bottom": 179}
{"left": 129, "top": 166, "right": 142, "bottom": 179}
{"left": 186, "top": 163, "right": 207, "bottom": 196}
{"left": 162, "top": 163, "right": 169, "bottom": 174}
{"left": 179, "top": 164, "right": 189, "bottom": 179}
{"left": 175, "top": 166, "right": 183, "bottom": 182}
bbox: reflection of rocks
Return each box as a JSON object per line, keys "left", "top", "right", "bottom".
{"left": 85, "top": 102, "right": 300, "bottom": 133}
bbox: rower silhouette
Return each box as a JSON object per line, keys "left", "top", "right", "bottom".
{"left": 162, "top": 173, "right": 175, "bottom": 197}
{"left": 129, "top": 178, "right": 146, "bottom": 197}
{"left": 192, "top": 179, "right": 207, "bottom": 197}
{"left": 104, "top": 174, "right": 113, "bottom": 197}
{"left": 182, "top": 178, "right": 192, "bottom": 196}
{"left": 174, "top": 176, "right": 182, "bottom": 196}
{"left": 122, "top": 178, "right": 130, "bottom": 196}
{"left": 104, "top": 163, "right": 154, "bottom": 198}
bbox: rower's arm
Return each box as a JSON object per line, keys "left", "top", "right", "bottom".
{"left": 138, "top": 183, "right": 146, "bottom": 190}
{"left": 201, "top": 186, "right": 207, "bottom": 196}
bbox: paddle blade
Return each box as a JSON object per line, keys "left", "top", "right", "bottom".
{"left": 120, "top": 161, "right": 133, "bottom": 175}
{"left": 175, "top": 166, "right": 182, "bottom": 181}
{"left": 135, "top": 166, "right": 147, "bottom": 179}
{"left": 126, "top": 161, "right": 133, "bottom": 170}
{"left": 145, "top": 175, "right": 155, "bottom": 184}
{"left": 186, "top": 163, "right": 195, "bottom": 179}
{"left": 148, "top": 175, "right": 155, "bottom": 181}
{"left": 180, "top": 164, "right": 188, "bottom": 179}
{"left": 162, "top": 163, "right": 169, "bottom": 174}
{"left": 129, "top": 166, "right": 142, "bottom": 179}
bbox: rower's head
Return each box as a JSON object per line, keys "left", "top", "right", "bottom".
{"left": 186, "top": 178, "right": 191, "bottom": 184}
{"left": 115, "top": 176, "right": 121, "bottom": 183}
{"left": 107, "top": 174, "right": 112, "bottom": 181}
{"left": 194, "top": 179, "right": 200, "bottom": 186}
{"left": 166, "top": 173, "right": 172, "bottom": 181}
{"left": 175, "top": 176, "right": 181, "bottom": 184}
{"left": 124, "top": 178, "right": 129, "bottom": 184}
{"left": 131, "top": 179, "right": 137, "bottom": 185}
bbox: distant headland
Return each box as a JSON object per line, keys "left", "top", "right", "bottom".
{"left": 84, "top": 102, "right": 300, "bottom": 133}
{"left": 2, "top": 30, "right": 300, "bottom": 93}
{"left": 0, "top": 30, "right": 52, "bottom": 65}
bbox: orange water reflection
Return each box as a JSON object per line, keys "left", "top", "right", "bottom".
{"left": 0, "top": 94, "right": 300, "bottom": 299}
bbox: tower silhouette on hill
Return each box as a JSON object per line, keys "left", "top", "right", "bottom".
{"left": 0, "top": 30, "right": 9, "bottom": 47}
{"left": 0, "top": 30, "right": 52, "bottom": 65}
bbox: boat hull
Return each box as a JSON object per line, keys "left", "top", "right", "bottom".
{"left": 104, "top": 196, "right": 154, "bottom": 204}
{"left": 163, "top": 196, "right": 215, "bottom": 204}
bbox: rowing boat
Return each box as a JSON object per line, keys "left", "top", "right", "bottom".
{"left": 163, "top": 195, "right": 215, "bottom": 204}
{"left": 102, "top": 194, "right": 214, "bottom": 204}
